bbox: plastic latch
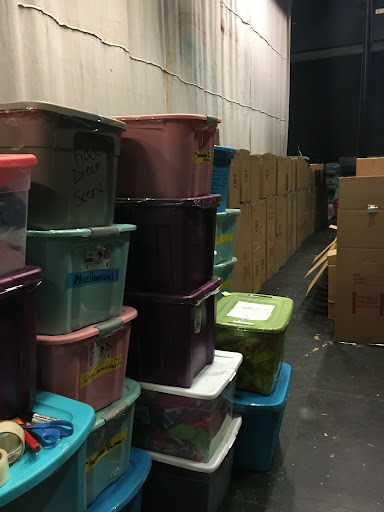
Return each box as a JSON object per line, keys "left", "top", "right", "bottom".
{"left": 205, "top": 115, "right": 219, "bottom": 124}
{"left": 101, "top": 401, "right": 130, "bottom": 422}
{"left": 95, "top": 317, "right": 124, "bottom": 337}
{"left": 89, "top": 226, "right": 120, "bottom": 237}
{"left": 367, "top": 204, "right": 379, "bottom": 212}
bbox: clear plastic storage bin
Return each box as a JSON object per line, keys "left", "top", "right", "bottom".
{"left": 0, "top": 102, "right": 126, "bottom": 229}
{"left": 37, "top": 307, "right": 137, "bottom": 412}
{"left": 215, "top": 293, "right": 293, "bottom": 395}
{"left": 86, "top": 378, "right": 141, "bottom": 506}
{"left": 27, "top": 224, "right": 135, "bottom": 335}
{"left": 142, "top": 416, "right": 242, "bottom": 512}
{"left": 210, "top": 146, "right": 236, "bottom": 212}
{"left": 0, "top": 154, "right": 36, "bottom": 276}
{"left": 114, "top": 114, "right": 220, "bottom": 199}
{"left": 214, "top": 209, "right": 240, "bottom": 265}
{"left": 213, "top": 257, "right": 237, "bottom": 294}
{"left": 133, "top": 351, "right": 242, "bottom": 462}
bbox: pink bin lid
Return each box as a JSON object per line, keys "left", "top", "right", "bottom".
{"left": 37, "top": 306, "right": 138, "bottom": 345}
{"left": 0, "top": 154, "right": 37, "bottom": 167}
{"left": 114, "top": 114, "right": 221, "bottom": 124}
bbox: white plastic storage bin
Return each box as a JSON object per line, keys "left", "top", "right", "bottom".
{"left": 0, "top": 102, "right": 126, "bottom": 229}
{"left": 86, "top": 378, "right": 141, "bottom": 506}
{"left": 142, "top": 416, "right": 242, "bottom": 512}
{"left": 133, "top": 350, "right": 242, "bottom": 463}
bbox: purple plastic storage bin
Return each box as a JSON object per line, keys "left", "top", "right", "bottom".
{"left": 0, "top": 266, "right": 42, "bottom": 419}
{"left": 125, "top": 277, "right": 222, "bottom": 388}
{"left": 114, "top": 195, "right": 220, "bottom": 295}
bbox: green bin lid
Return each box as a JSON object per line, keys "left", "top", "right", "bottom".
{"left": 27, "top": 223, "right": 136, "bottom": 238}
{"left": 216, "top": 293, "right": 293, "bottom": 333}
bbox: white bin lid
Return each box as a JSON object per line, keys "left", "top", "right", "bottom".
{"left": 148, "top": 415, "right": 242, "bottom": 473}
{"left": 139, "top": 350, "right": 243, "bottom": 400}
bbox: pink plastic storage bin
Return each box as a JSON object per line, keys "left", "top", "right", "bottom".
{"left": 114, "top": 114, "right": 220, "bottom": 198}
{"left": 37, "top": 306, "right": 137, "bottom": 412}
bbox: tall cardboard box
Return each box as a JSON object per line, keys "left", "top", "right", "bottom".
{"left": 276, "top": 194, "right": 287, "bottom": 236}
{"left": 239, "top": 149, "right": 251, "bottom": 203}
{"left": 257, "top": 153, "right": 277, "bottom": 199}
{"left": 286, "top": 157, "right": 293, "bottom": 192}
{"left": 232, "top": 202, "right": 252, "bottom": 292}
{"left": 266, "top": 196, "right": 276, "bottom": 279}
{"left": 292, "top": 191, "right": 297, "bottom": 252}
{"left": 276, "top": 157, "right": 287, "bottom": 195}
{"left": 356, "top": 157, "right": 384, "bottom": 176}
{"left": 291, "top": 158, "right": 297, "bottom": 191}
{"left": 227, "top": 152, "right": 241, "bottom": 208}
{"left": 328, "top": 248, "right": 336, "bottom": 320}
{"left": 252, "top": 243, "right": 266, "bottom": 293}
{"left": 286, "top": 192, "right": 293, "bottom": 258}
{"left": 275, "top": 234, "right": 286, "bottom": 272}
{"left": 251, "top": 199, "right": 266, "bottom": 250}
{"left": 250, "top": 154, "right": 260, "bottom": 202}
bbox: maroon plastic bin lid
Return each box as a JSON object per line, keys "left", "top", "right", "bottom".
{"left": 115, "top": 195, "right": 221, "bottom": 209}
{"left": 0, "top": 266, "right": 43, "bottom": 295}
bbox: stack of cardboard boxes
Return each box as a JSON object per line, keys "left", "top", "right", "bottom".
{"left": 228, "top": 151, "right": 320, "bottom": 293}
{"left": 335, "top": 157, "right": 384, "bottom": 344}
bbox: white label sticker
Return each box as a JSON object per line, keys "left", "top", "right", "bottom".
{"left": 85, "top": 249, "right": 111, "bottom": 270}
{"left": 194, "top": 308, "right": 202, "bottom": 333}
{"left": 89, "top": 343, "right": 112, "bottom": 368}
{"left": 227, "top": 301, "right": 275, "bottom": 321}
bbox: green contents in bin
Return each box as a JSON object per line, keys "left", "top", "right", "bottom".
{"left": 215, "top": 293, "right": 293, "bottom": 395}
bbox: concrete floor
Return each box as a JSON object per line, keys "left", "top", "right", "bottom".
{"left": 221, "top": 229, "right": 384, "bottom": 512}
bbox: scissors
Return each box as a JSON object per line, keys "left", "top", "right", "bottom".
{"left": 22, "top": 420, "right": 74, "bottom": 447}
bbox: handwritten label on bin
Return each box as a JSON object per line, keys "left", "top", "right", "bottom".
{"left": 85, "top": 428, "right": 128, "bottom": 472}
{"left": 66, "top": 268, "right": 119, "bottom": 289}
{"left": 80, "top": 355, "right": 123, "bottom": 388}
{"left": 193, "top": 150, "right": 212, "bottom": 164}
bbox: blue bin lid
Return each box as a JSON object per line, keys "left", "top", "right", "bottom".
{"left": 86, "top": 448, "right": 152, "bottom": 511}
{"left": 214, "top": 146, "right": 236, "bottom": 161}
{"left": 0, "top": 391, "right": 95, "bottom": 507}
{"left": 234, "top": 363, "right": 291, "bottom": 414}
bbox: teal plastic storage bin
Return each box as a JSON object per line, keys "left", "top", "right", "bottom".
{"left": 233, "top": 362, "right": 291, "bottom": 471}
{"left": 27, "top": 224, "right": 136, "bottom": 335}
{"left": 0, "top": 390, "right": 95, "bottom": 512}
{"left": 86, "top": 378, "right": 141, "bottom": 506}
{"left": 214, "top": 209, "right": 240, "bottom": 265}
{"left": 210, "top": 146, "right": 237, "bottom": 212}
{"left": 86, "top": 448, "right": 152, "bottom": 512}
{"left": 213, "top": 257, "right": 237, "bottom": 293}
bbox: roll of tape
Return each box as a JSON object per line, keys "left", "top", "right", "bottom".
{"left": 0, "top": 449, "right": 9, "bottom": 487}
{"left": 0, "top": 421, "right": 25, "bottom": 465}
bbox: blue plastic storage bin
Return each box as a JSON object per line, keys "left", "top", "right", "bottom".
{"left": 210, "top": 146, "right": 236, "bottom": 212}
{"left": 0, "top": 390, "right": 95, "bottom": 512}
{"left": 86, "top": 448, "right": 151, "bottom": 512}
{"left": 233, "top": 362, "right": 291, "bottom": 471}
{"left": 214, "top": 209, "right": 240, "bottom": 265}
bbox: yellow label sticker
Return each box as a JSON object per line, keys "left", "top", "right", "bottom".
{"left": 194, "top": 150, "right": 212, "bottom": 164}
{"left": 215, "top": 233, "right": 234, "bottom": 246}
{"left": 80, "top": 355, "right": 122, "bottom": 388}
{"left": 85, "top": 428, "right": 128, "bottom": 472}
{"left": 222, "top": 291, "right": 232, "bottom": 296}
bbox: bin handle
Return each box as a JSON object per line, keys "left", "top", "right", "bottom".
{"left": 0, "top": 280, "right": 42, "bottom": 296}
{"left": 205, "top": 116, "right": 219, "bottom": 124}
{"left": 95, "top": 317, "right": 124, "bottom": 336}
{"left": 89, "top": 226, "right": 120, "bottom": 237}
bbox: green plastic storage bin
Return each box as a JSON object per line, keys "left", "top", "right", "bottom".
{"left": 213, "top": 257, "right": 237, "bottom": 293}
{"left": 86, "top": 378, "right": 141, "bottom": 506}
{"left": 214, "top": 209, "right": 240, "bottom": 265}
{"left": 215, "top": 293, "right": 293, "bottom": 395}
{"left": 27, "top": 224, "right": 136, "bottom": 335}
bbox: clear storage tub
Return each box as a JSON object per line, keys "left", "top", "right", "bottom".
{"left": 27, "top": 224, "right": 136, "bottom": 335}
{"left": 215, "top": 293, "right": 293, "bottom": 395}
{"left": 133, "top": 351, "right": 242, "bottom": 462}
{"left": 125, "top": 277, "right": 222, "bottom": 388}
{"left": 37, "top": 307, "right": 137, "bottom": 412}
{"left": 214, "top": 209, "right": 240, "bottom": 265}
{"left": 113, "top": 114, "right": 220, "bottom": 199}
{"left": 142, "top": 416, "right": 242, "bottom": 512}
{"left": 0, "top": 102, "right": 126, "bottom": 229}
{"left": 210, "top": 146, "right": 237, "bottom": 212}
{"left": 213, "top": 257, "right": 237, "bottom": 294}
{"left": 86, "top": 378, "right": 141, "bottom": 506}
{"left": 0, "top": 154, "right": 36, "bottom": 276}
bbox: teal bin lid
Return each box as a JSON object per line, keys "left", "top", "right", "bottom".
{"left": 27, "top": 223, "right": 136, "bottom": 238}
{"left": 93, "top": 378, "right": 141, "bottom": 430}
{"left": 216, "top": 293, "right": 293, "bottom": 333}
{"left": 216, "top": 208, "right": 241, "bottom": 218}
{"left": 234, "top": 362, "right": 292, "bottom": 413}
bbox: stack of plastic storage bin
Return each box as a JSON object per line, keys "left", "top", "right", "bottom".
{"left": 215, "top": 292, "right": 293, "bottom": 471}
{"left": 0, "top": 103, "right": 142, "bottom": 508}
{"left": 113, "top": 114, "right": 244, "bottom": 511}
{"left": 209, "top": 147, "right": 239, "bottom": 294}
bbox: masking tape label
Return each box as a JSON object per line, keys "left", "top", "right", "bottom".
{"left": 194, "top": 150, "right": 212, "bottom": 164}
{"left": 85, "top": 428, "right": 128, "bottom": 472}
{"left": 215, "top": 233, "right": 234, "bottom": 245}
{"left": 227, "top": 301, "right": 275, "bottom": 321}
{"left": 66, "top": 268, "right": 119, "bottom": 289}
{"left": 80, "top": 355, "right": 122, "bottom": 388}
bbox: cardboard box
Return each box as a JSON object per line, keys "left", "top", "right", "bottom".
{"left": 251, "top": 199, "right": 266, "bottom": 250}
{"left": 276, "top": 157, "right": 287, "bottom": 195}
{"left": 291, "top": 158, "right": 297, "bottom": 191}
{"left": 239, "top": 149, "right": 251, "bottom": 203}
{"left": 294, "top": 158, "right": 309, "bottom": 189}
{"left": 276, "top": 194, "right": 287, "bottom": 236}
{"left": 232, "top": 202, "right": 252, "bottom": 292}
{"left": 335, "top": 248, "right": 384, "bottom": 344}
{"left": 339, "top": 176, "right": 384, "bottom": 210}
{"left": 227, "top": 152, "right": 241, "bottom": 208}
{"left": 286, "top": 192, "right": 293, "bottom": 258}
{"left": 292, "top": 191, "right": 297, "bottom": 253}
{"left": 328, "top": 264, "right": 336, "bottom": 303}
{"left": 286, "top": 157, "right": 293, "bottom": 192}
{"left": 256, "top": 153, "right": 277, "bottom": 198}
{"left": 275, "top": 233, "right": 286, "bottom": 272}
{"left": 250, "top": 154, "right": 260, "bottom": 202}
{"left": 266, "top": 196, "right": 276, "bottom": 279}
{"left": 356, "top": 157, "right": 384, "bottom": 177}
{"left": 328, "top": 301, "right": 335, "bottom": 320}
{"left": 252, "top": 243, "right": 266, "bottom": 293}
